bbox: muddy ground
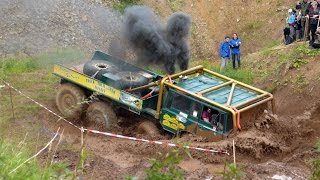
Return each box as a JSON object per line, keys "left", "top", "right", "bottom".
{"left": 1, "top": 0, "right": 319, "bottom": 179}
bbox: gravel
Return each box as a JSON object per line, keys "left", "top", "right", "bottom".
{"left": 0, "top": 0, "right": 122, "bottom": 57}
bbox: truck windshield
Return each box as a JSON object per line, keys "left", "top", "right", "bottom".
{"left": 167, "top": 92, "right": 192, "bottom": 114}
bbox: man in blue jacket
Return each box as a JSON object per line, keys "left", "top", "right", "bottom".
{"left": 230, "top": 33, "right": 241, "bottom": 69}
{"left": 219, "top": 36, "right": 231, "bottom": 72}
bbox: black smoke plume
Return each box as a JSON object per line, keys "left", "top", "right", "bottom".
{"left": 121, "top": 6, "right": 191, "bottom": 74}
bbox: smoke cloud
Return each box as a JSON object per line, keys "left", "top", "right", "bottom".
{"left": 120, "top": 6, "right": 191, "bottom": 74}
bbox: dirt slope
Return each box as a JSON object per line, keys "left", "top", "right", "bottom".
{"left": 1, "top": 0, "right": 320, "bottom": 179}
{"left": 145, "top": 0, "right": 292, "bottom": 59}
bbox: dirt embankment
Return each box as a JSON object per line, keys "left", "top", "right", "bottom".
{"left": 145, "top": 0, "right": 293, "bottom": 59}
{"left": 1, "top": 0, "right": 319, "bottom": 179}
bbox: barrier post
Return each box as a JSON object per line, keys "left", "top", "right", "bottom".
{"left": 8, "top": 84, "right": 15, "bottom": 121}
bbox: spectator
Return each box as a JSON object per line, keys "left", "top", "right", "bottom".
{"left": 311, "top": 28, "right": 320, "bottom": 48}
{"left": 300, "top": 0, "right": 311, "bottom": 39}
{"left": 296, "top": 2, "right": 303, "bottom": 41}
{"left": 230, "top": 33, "right": 241, "bottom": 69}
{"left": 287, "top": 9, "right": 297, "bottom": 41}
{"left": 219, "top": 36, "right": 231, "bottom": 72}
{"left": 307, "top": 1, "right": 320, "bottom": 46}
{"left": 283, "top": 27, "right": 293, "bottom": 45}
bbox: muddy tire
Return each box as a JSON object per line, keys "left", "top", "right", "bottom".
{"left": 116, "top": 71, "right": 149, "bottom": 89}
{"left": 83, "top": 60, "right": 118, "bottom": 79}
{"left": 137, "top": 121, "right": 159, "bottom": 136}
{"left": 86, "top": 101, "right": 117, "bottom": 131}
{"left": 56, "top": 83, "right": 87, "bottom": 120}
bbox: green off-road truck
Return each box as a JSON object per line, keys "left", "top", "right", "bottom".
{"left": 53, "top": 51, "right": 274, "bottom": 141}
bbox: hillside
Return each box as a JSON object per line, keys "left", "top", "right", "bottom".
{"left": 1, "top": 0, "right": 320, "bottom": 179}
{"left": 144, "top": 0, "right": 292, "bottom": 59}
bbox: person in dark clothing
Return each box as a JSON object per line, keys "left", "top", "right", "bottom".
{"left": 312, "top": 28, "right": 320, "bottom": 48}
{"left": 300, "top": 0, "right": 311, "bottom": 39}
{"left": 284, "top": 27, "right": 293, "bottom": 45}
{"left": 230, "top": 33, "right": 241, "bottom": 69}
{"left": 296, "top": 2, "right": 303, "bottom": 41}
{"left": 307, "top": 2, "right": 320, "bottom": 46}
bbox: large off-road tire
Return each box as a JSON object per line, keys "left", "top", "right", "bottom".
{"left": 116, "top": 71, "right": 149, "bottom": 89}
{"left": 86, "top": 101, "right": 117, "bottom": 131}
{"left": 137, "top": 121, "right": 159, "bottom": 136}
{"left": 56, "top": 83, "right": 87, "bottom": 120}
{"left": 83, "top": 60, "right": 118, "bottom": 79}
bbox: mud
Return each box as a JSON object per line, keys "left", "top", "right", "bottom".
{"left": 2, "top": 0, "right": 320, "bottom": 179}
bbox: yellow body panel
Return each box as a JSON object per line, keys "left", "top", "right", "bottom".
{"left": 53, "top": 64, "right": 143, "bottom": 110}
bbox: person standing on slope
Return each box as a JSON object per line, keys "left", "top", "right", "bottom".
{"left": 219, "top": 36, "right": 231, "bottom": 72}
{"left": 287, "top": 8, "right": 297, "bottom": 41}
{"left": 300, "top": 0, "right": 311, "bottom": 39}
{"left": 307, "top": 1, "right": 320, "bottom": 47}
{"left": 230, "top": 33, "right": 241, "bottom": 69}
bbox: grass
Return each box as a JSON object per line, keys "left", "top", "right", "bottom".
{"left": 0, "top": 57, "right": 38, "bottom": 78}
{"left": 167, "top": 0, "right": 185, "bottom": 12}
{"left": 0, "top": 48, "right": 88, "bottom": 178}
{"left": 0, "top": 139, "right": 71, "bottom": 179}
{"left": 146, "top": 59, "right": 255, "bottom": 85}
{"left": 112, "top": 0, "right": 142, "bottom": 13}
{"left": 311, "top": 141, "right": 320, "bottom": 180}
{"left": 260, "top": 40, "right": 281, "bottom": 57}
{"left": 191, "top": 59, "right": 255, "bottom": 84}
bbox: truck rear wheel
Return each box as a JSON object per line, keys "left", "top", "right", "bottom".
{"left": 56, "top": 83, "right": 87, "bottom": 120}
{"left": 137, "top": 121, "right": 159, "bottom": 136}
{"left": 86, "top": 101, "right": 117, "bottom": 131}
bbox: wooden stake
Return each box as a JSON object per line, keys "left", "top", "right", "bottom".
{"left": 233, "top": 139, "right": 236, "bottom": 166}
{"left": 304, "top": 17, "right": 309, "bottom": 42}
{"left": 8, "top": 85, "right": 15, "bottom": 121}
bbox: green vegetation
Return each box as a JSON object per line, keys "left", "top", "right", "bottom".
{"left": 292, "top": 74, "right": 308, "bottom": 92}
{"left": 0, "top": 57, "right": 38, "bottom": 77}
{"left": 0, "top": 48, "right": 87, "bottom": 178}
{"left": 0, "top": 47, "right": 85, "bottom": 79}
{"left": 145, "top": 149, "right": 185, "bottom": 180}
{"left": 167, "top": 0, "right": 185, "bottom": 12}
{"left": 311, "top": 141, "right": 320, "bottom": 180}
{"left": 296, "top": 44, "right": 320, "bottom": 57}
{"left": 260, "top": 40, "right": 281, "bottom": 57}
{"left": 190, "top": 22, "right": 198, "bottom": 38}
{"left": 36, "top": 47, "right": 85, "bottom": 66}
{"left": 218, "top": 162, "right": 245, "bottom": 180}
{"left": 191, "top": 59, "right": 255, "bottom": 84}
{"left": 112, "top": 0, "right": 142, "bottom": 13}
{"left": 125, "top": 147, "right": 189, "bottom": 180}
{"left": 0, "top": 139, "right": 71, "bottom": 179}
{"left": 254, "top": 44, "right": 314, "bottom": 79}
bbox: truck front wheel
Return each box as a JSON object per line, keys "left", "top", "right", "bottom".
{"left": 56, "top": 83, "right": 87, "bottom": 120}
{"left": 86, "top": 101, "right": 117, "bottom": 131}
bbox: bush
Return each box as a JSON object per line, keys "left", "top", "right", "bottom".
{"left": 145, "top": 149, "right": 185, "bottom": 180}
{"left": 218, "top": 162, "right": 245, "bottom": 180}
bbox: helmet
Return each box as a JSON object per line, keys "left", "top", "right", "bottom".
{"left": 288, "top": 8, "right": 293, "bottom": 13}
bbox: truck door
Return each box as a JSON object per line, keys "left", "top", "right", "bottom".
{"left": 160, "top": 91, "right": 199, "bottom": 134}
